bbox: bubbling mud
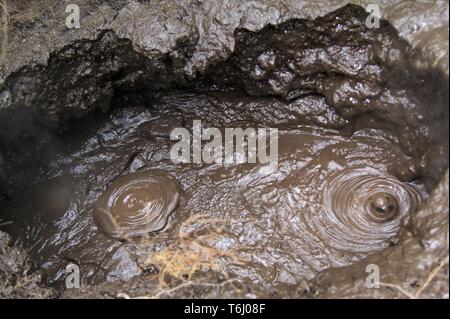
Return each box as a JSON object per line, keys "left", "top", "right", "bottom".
{"left": 310, "top": 167, "right": 422, "bottom": 253}
{"left": 94, "top": 170, "right": 181, "bottom": 240}
{"left": 0, "top": 92, "right": 429, "bottom": 286}
{"left": 0, "top": 4, "right": 447, "bottom": 296}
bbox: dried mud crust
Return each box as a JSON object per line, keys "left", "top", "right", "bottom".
{"left": 0, "top": 2, "right": 448, "bottom": 299}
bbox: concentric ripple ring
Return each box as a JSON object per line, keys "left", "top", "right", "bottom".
{"left": 94, "top": 170, "right": 181, "bottom": 239}
{"left": 307, "top": 167, "right": 422, "bottom": 253}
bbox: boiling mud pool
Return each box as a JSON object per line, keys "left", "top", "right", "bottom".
{"left": 0, "top": 91, "right": 425, "bottom": 288}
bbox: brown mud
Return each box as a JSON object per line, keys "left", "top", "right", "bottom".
{"left": 0, "top": 3, "right": 448, "bottom": 298}
{"left": 94, "top": 170, "right": 181, "bottom": 240}
{"left": 0, "top": 92, "right": 427, "bottom": 285}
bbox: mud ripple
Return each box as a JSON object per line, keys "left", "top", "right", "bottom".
{"left": 94, "top": 170, "right": 181, "bottom": 239}
{"left": 308, "top": 167, "right": 422, "bottom": 253}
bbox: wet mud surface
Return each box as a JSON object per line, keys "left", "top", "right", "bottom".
{"left": 94, "top": 169, "right": 181, "bottom": 240}
{"left": 0, "top": 4, "right": 448, "bottom": 298}
{"left": 0, "top": 91, "right": 428, "bottom": 288}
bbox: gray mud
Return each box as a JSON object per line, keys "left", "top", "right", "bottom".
{"left": 0, "top": 2, "right": 448, "bottom": 299}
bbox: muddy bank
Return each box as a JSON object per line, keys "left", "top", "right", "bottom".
{"left": 0, "top": 2, "right": 449, "bottom": 298}
{"left": 0, "top": 5, "right": 448, "bottom": 190}
{"left": 0, "top": 1, "right": 448, "bottom": 78}
{"left": 206, "top": 8, "right": 448, "bottom": 188}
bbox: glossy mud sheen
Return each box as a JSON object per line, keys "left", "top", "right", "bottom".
{"left": 0, "top": 91, "right": 427, "bottom": 286}
{"left": 0, "top": 5, "right": 448, "bottom": 294}
{"left": 94, "top": 170, "right": 181, "bottom": 240}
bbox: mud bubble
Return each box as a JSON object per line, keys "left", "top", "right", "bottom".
{"left": 310, "top": 167, "right": 422, "bottom": 253}
{"left": 94, "top": 170, "right": 181, "bottom": 240}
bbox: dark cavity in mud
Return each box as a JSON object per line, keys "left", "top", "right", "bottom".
{"left": 0, "top": 5, "right": 448, "bottom": 291}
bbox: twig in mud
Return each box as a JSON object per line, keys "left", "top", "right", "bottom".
{"left": 152, "top": 278, "right": 238, "bottom": 299}
{"left": 117, "top": 278, "right": 238, "bottom": 299}
{"left": 379, "top": 282, "right": 416, "bottom": 299}
{"left": 414, "top": 255, "right": 449, "bottom": 298}
{"left": 116, "top": 292, "right": 150, "bottom": 300}
{"left": 379, "top": 255, "right": 449, "bottom": 299}
{"left": 0, "top": 220, "right": 12, "bottom": 227}
{"left": 146, "top": 214, "right": 244, "bottom": 289}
